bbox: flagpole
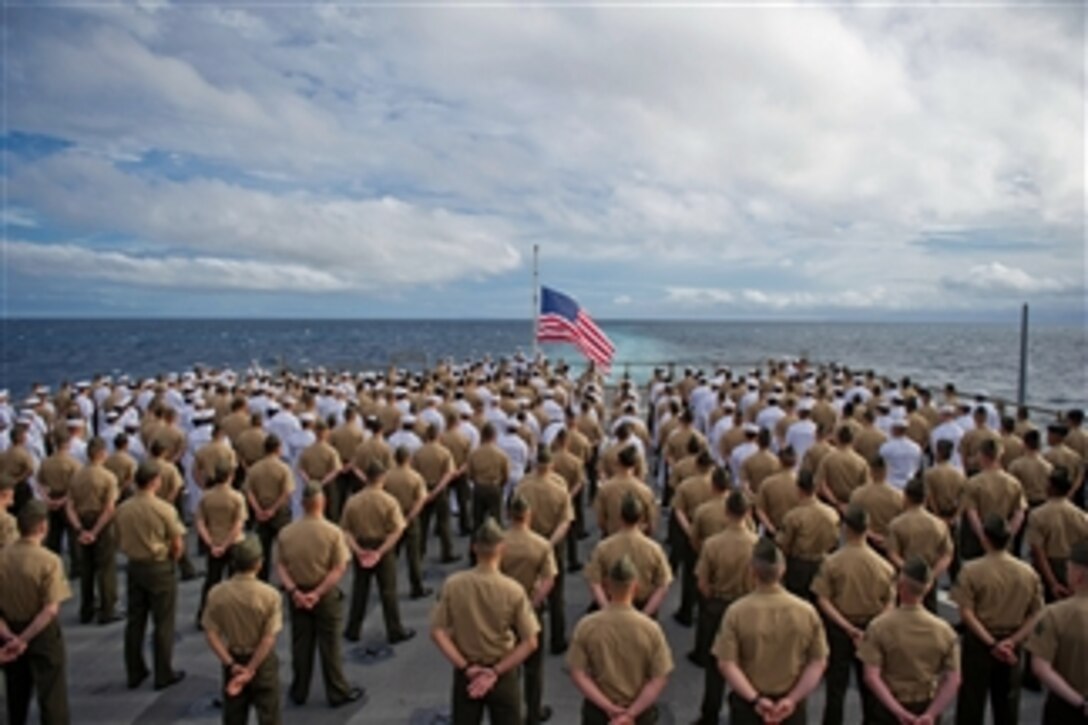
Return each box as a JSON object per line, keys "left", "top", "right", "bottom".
{"left": 531, "top": 244, "right": 540, "bottom": 361}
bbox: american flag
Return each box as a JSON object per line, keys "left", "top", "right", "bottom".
{"left": 537, "top": 286, "right": 615, "bottom": 370}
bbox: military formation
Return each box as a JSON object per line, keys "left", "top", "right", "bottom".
{"left": 0, "top": 357, "right": 1086, "bottom": 725}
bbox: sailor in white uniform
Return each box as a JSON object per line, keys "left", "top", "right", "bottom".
{"left": 879, "top": 412, "right": 923, "bottom": 490}
{"left": 755, "top": 396, "right": 786, "bottom": 434}
{"left": 497, "top": 417, "right": 529, "bottom": 501}
{"left": 784, "top": 400, "right": 818, "bottom": 461}
{"left": 710, "top": 400, "right": 737, "bottom": 467}
{"left": 388, "top": 414, "right": 423, "bottom": 456}
{"left": 930, "top": 405, "right": 965, "bottom": 469}
{"left": 729, "top": 423, "right": 760, "bottom": 485}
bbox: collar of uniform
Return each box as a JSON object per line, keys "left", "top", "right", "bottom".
{"left": 233, "top": 571, "right": 259, "bottom": 581}
{"left": 755, "top": 583, "right": 786, "bottom": 595}
{"left": 606, "top": 602, "right": 635, "bottom": 612}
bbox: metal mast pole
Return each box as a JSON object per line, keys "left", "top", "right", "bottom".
{"left": 532, "top": 244, "right": 540, "bottom": 361}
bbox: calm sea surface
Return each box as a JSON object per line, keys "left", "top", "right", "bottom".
{"left": 1, "top": 319, "right": 1084, "bottom": 409}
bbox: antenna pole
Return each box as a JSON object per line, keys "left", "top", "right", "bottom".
{"left": 532, "top": 244, "right": 540, "bottom": 361}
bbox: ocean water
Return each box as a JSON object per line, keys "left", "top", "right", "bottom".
{"left": 1, "top": 319, "right": 1084, "bottom": 410}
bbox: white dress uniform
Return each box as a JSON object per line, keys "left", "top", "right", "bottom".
{"left": 419, "top": 404, "right": 445, "bottom": 433}
{"left": 785, "top": 418, "right": 817, "bottom": 461}
{"left": 388, "top": 424, "right": 423, "bottom": 457}
{"left": 879, "top": 434, "right": 923, "bottom": 490}
{"left": 729, "top": 436, "right": 758, "bottom": 486}
{"left": 710, "top": 413, "right": 736, "bottom": 467}
{"left": 930, "top": 417, "right": 965, "bottom": 469}
{"left": 739, "top": 387, "right": 761, "bottom": 415}
{"left": 755, "top": 404, "right": 786, "bottom": 434}
{"left": 498, "top": 427, "right": 529, "bottom": 499}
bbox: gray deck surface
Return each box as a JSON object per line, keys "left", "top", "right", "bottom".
{"left": 7, "top": 518, "right": 1045, "bottom": 724}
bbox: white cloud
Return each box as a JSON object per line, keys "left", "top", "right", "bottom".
{"left": 1, "top": 207, "right": 38, "bottom": 228}
{"left": 667, "top": 286, "right": 895, "bottom": 311}
{"left": 613, "top": 294, "right": 632, "bottom": 306}
{"left": 951, "top": 262, "right": 1076, "bottom": 296}
{"left": 4, "top": 240, "right": 349, "bottom": 292}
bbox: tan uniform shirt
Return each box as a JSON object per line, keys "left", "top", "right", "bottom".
{"left": 816, "top": 448, "right": 870, "bottom": 504}
{"left": 1026, "top": 498, "right": 1088, "bottom": 560}
{"left": 430, "top": 565, "right": 540, "bottom": 665}
{"left": 552, "top": 449, "right": 586, "bottom": 493}
{"left": 0, "top": 446, "right": 36, "bottom": 483}
{"left": 0, "top": 539, "right": 72, "bottom": 623}
{"left": 515, "top": 473, "right": 574, "bottom": 538}
{"left": 384, "top": 467, "right": 426, "bottom": 517}
{"left": 198, "top": 485, "right": 248, "bottom": 545}
{"left": 201, "top": 572, "right": 282, "bottom": 654}
{"left": 156, "top": 458, "right": 184, "bottom": 504}
{"left": 276, "top": 516, "right": 350, "bottom": 590}
{"left": 37, "top": 452, "right": 80, "bottom": 498}
{"left": 756, "top": 470, "right": 801, "bottom": 532}
{"left": 854, "top": 427, "right": 887, "bottom": 464}
{"left": 690, "top": 496, "right": 731, "bottom": 548}
{"left": 601, "top": 442, "right": 647, "bottom": 481}
{"left": 740, "top": 450, "right": 781, "bottom": 493}
{"left": 1000, "top": 434, "right": 1026, "bottom": 469}
{"left": 439, "top": 428, "right": 472, "bottom": 468}
{"left": 235, "top": 428, "right": 267, "bottom": 467}
{"left": 951, "top": 551, "right": 1043, "bottom": 634}
{"left": 195, "top": 440, "right": 237, "bottom": 485}
{"left": 713, "top": 584, "right": 829, "bottom": 695}
{"left": 799, "top": 440, "right": 832, "bottom": 477}
{"left": 500, "top": 526, "right": 558, "bottom": 598}
{"left": 961, "top": 427, "right": 1000, "bottom": 472}
{"left": 594, "top": 475, "right": 657, "bottom": 535}
{"left": 694, "top": 522, "right": 757, "bottom": 600}
{"left": 887, "top": 507, "right": 953, "bottom": 567}
{"left": 587, "top": 529, "right": 673, "bottom": 604}
{"left": 857, "top": 606, "right": 959, "bottom": 704}
{"left": 351, "top": 438, "right": 394, "bottom": 475}
{"left": 105, "top": 451, "right": 137, "bottom": 490}
{"left": 1009, "top": 454, "right": 1053, "bottom": 506}
{"left": 115, "top": 491, "right": 186, "bottom": 562}
{"left": 466, "top": 443, "right": 509, "bottom": 487}
{"left": 673, "top": 473, "right": 714, "bottom": 522}
{"left": 964, "top": 469, "right": 1026, "bottom": 521}
{"left": 153, "top": 425, "right": 187, "bottom": 462}
{"left": 777, "top": 498, "right": 840, "bottom": 560}
{"left": 412, "top": 442, "right": 455, "bottom": 489}
{"left": 329, "top": 424, "right": 364, "bottom": 465}
{"left": 1042, "top": 444, "right": 1083, "bottom": 488}
{"left": 220, "top": 411, "right": 251, "bottom": 445}
{"left": 298, "top": 441, "right": 341, "bottom": 485}
{"left": 567, "top": 604, "right": 674, "bottom": 708}
{"left": 341, "top": 487, "right": 405, "bottom": 544}
{"left": 668, "top": 456, "right": 699, "bottom": 492}
{"left": 811, "top": 541, "right": 895, "bottom": 625}
{"left": 245, "top": 456, "right": 295, "bottom": 510}
{"left": 69, "top": 463, "right": 118, "bottom": 518}
{"left": 1025, "top": 592, "right": 1088, "bottom": 696}
{"left": 850, "top": 482, "right": 904, "bottom": 537}
{"left": 924, "top": 463, "right": 967, "bottom": 518}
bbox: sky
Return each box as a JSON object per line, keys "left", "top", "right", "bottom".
{"left": 1, "top": 2, "right": 1085, "bottom": 322}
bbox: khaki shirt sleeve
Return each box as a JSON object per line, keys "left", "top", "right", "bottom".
{"left": 511, "top": 591, "right": 541, "bottom": 642}
{"left": 711, "top": 607, "right": 740, "bottom": 663}
{"left": 942, "top": 633, "right": 961, "bottom": 674}
{"left": 540, "top": 547, "right": 559, "bottom": 582}
{"left": 265, "top": 593, "right": 284, "bottom": 638}
{"left": 654, "top": 545, "right": 674, "bottom": 588}
{"left": 649, "top": 624, "right": 675, "bottom": 678}
{"left": 282, "top": 466, "right": 296, "bottom": 495}
{"left": 332, "top": 528, "right": 350, "bottom": 568}
{"left": 586, "top": 545, "right": 605, "bottom": 586}
{"left": 776, "top": 516, "right": 794, "bottom": 556}
{"left": 566, "top": 620, "right": 590, "bottom": 672}
{"left": 430, "top": 584, "right": 454, "bottom": 631}
{"left": 200, "top": 589, "right": 223, "bottom": 637}
{"left": 809, "top": 560, "right": 832, "bottom": 601}
{"left": 42, "top": 555, "right": 73, "bottom": 605}
{"left": 855, "top": 624, "right": 884, "bottom": 667}
{"left": 886, "top": 525, "right": 903, "bottom": 558}
{"left": 694, "top": 548, "right": 710, "bottom": 585}
{"left": 389, "top": 502, "right": 406, "bottom": 533}
{"left": 1026, "top": 573, "right": 1044, "bottom": 616}
{"left": 165, "top": 503, "right": 186, "bottom": 539}
{"left": 1024, "top": 512, "right": 1044, "bottom": 550}
{"left": 948, "top": 570, "right": 974, "bottom": 611}
{"left": 1024, "top": 609, "right": 1058, "bottom": 662}
{"left": 807, "top": 606, "right": 830, "bottom": 661}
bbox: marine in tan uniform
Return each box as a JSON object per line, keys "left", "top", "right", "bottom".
{"left": 1044, "top": 423, "right": 1085, "bottom": 506}
{"left": 669, "top": 451, "right": 716, "bottom": 627}
{"left": 430, "top": 517, "right": 540, "bottom": 725}
{"left": 195, "top": 461, "right": 247, "bottom": 626}
{"left": 202, "top": 534, "right": 283, "bottom": 725}
{"left": 853, "top": 411, "right": 888, "bottom": 467}
{"left": 329, "top": 408, "right": 365, "bottom": 520}
{"left": 1011, "top": 429, "right": 1055, "bottom": 509}
{"left": 106, "top": 433, "right": 138, "bottom": 500}
{"left": 816, "top": 426, "right": 870, "bottom": 513}
{"left": 951, "top": 515, "right": 1044, "bottom": 725}
{"left": 849, "top": 456, "right": 904, "bottom": 556}
{"left": 385, "top": 446, "right": 431, "bottom": 598}
{"left": 65, "top": 437, "right": 120, "bottom": 624}
{"left": 467, "top": 422, "right": 511, "bottom": 528}
{"left": 413, "top": 423, "right": 461, "bottom": 563}
{"left": 150, "top": 440, "right": 199, "bottom": 580}
{"left": 501, "top": 496, "right": 558, "bottom": 725}
{"left": 115, "top": 461, "right": 187, "bottom": 690}
{"left": 811, "top": 505, "right": 896, "bottom": 725}
{"left": 0, "top": 500, "right": 71, "bottom": 725}
{"left": 858, "top": 557, "right": 961, "bottom": 724}
{"left": 219, "top": 398, "right": 252, "bottom": 447}
{"left": 961, "top": 439, "right": 1026, "bottom": 562}
{"left": 440, "top": 412, "right": 474, "bottom": 536}
{"left": 1000, "top": 416, "right": 1026, "bottom": 470}
{"left": 0, "top": 426, "right": 37, "bottom": 516}
{"left": 550, "top": 427, "right": 587, "bottom": 571}
{"left": 195, "top": 424, "right": 237, "bottom": 491}
{"left": 960, "top": 407, "right": 1000, "bottom": 475}
{"left": 689, "top": 469, "right": 736, "bottom": 551}
{"left": 515, "top": 448, "right": 574, "bottom": 654}
{"left": 297, "top": 421, "right": 342, "bottom": 521}
{"left": 245, "top": 435, "right": 295, "bottom": 581}
{"left": 755, "top": 447, "right": 801, "bottom": 536}
{"left": 693, "top": 491, "right": 757, "bottom": 723}
{"left": 739, "top": 429, "right": 781, "bottom": 496}
{"left": 1027, "top": 468, "right": 1088, "bottom": 601}
{"left": 568, "top": 555, "right": 673, "bottom": 725}
{"left": 587, "top": 494, "right": 672, "bottom": 617}
{"left": 340, "top": 461, "right": 411, "bottom": 644}
{"left": 235, "top": 414, "right": 268, "bottom": 474}
{"left": 276, "top": 483, "right": 362, "bottom": 707}
{"left": 0, "top": 477, "right": 16, "bottom": 549}
{"left": 1026, "top": 540, "right": 1088, "bottom": 724}
{"left": 887, "top": 477, "right": 954, "bottom": 613}
{"left": 37, "top": 432, "right": 81, "bottom": 575}
{"left": 594, "top": 447, "right": 657, "bottom": 537}
{"left": 714, "top": 537, "right": 828, "bottom": 725}
{"left": 777, "top": 469, "right": 840, "bottom": 600}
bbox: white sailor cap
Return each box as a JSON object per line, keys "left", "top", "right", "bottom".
{"left": 105, "top": 410, "right": 120, "bottom": 422}
{"left": 0, "top": 389, "right": 7, "bottom": 399}
{"left": 890, "top": 410, "right": 908, "bottom": 427}
{"left": 24, "top": 396, "right": 41, "bottom": 406}
{"left": 66, "top": 417, "right": 85, "bottom": 428}
{"left": 75, "top": 381, "right": 91, "bottom": 390}
{"left": 939, "top": 404, "right": 956, "bottom": 415}
{"left": 282, "top": 396, "right": 296, "bottom": 406}
{"left": 797, "top": 399, "right": 815, "bottom": 412}
{"left": 721, "top": 400, "right": 736, "bottom": 410}
{"left": 401, "top": 414, "right": 416, "bottom": 425}
{"left": 299, "top": 412, "right": 316, "bottom": 424}
{"left": 266, "top": 402, "right": 281, "bottom": 413}
{"left": 505, "top": 417, "right": 520, "bottom": 431}
{"left": 743, "top": 423, "right": 760, "bottom": 434}
{"left": 34, "top": 385, "right": 50, "bottom": 394}
{"left": 17, "top": 410, "right": 35, "bottom": 424}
